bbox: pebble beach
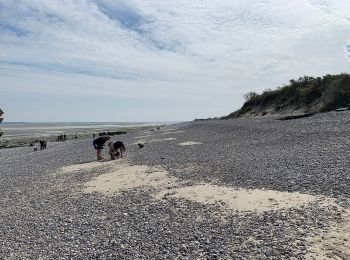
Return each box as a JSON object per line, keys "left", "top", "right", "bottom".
{"left": 1, "top": 111, "right": 350, "bottom": 259}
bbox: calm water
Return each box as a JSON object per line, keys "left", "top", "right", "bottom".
{"left": 1, "top": 122, "right": 167, "bottom": 138}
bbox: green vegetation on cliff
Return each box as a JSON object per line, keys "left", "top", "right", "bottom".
{"left": 225, "top": 73, "right": 350, "bottom": 118}
{"left": 0, "top": 108, "right": 3, "bottom": 137}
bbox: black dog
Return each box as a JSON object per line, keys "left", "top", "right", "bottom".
{"left": 137, "top": 143, "right": 144, "bottom": 149}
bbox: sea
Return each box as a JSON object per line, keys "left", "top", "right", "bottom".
{"left": 0, "top": 122, "right": 170, "bottom": 139}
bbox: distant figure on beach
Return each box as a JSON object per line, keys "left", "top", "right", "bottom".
{"left": 108, "top": 141, "right": 126, "bottom": 160}
{"left": 63, "top": 133, "right": 66, "bottom": 141}
{"left": 39, "top": 140, "right": 47, "bottom": 150}
{"left": 92, "top": 133, "right": 96, "bottom": 138}
{"left": 75, "top": 133, "right": 78, "bottom": 140}
{"left": 93, "top": 136, "right": 111, "bottom": 161}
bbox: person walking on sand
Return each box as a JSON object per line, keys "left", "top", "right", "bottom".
{"left": 108, "top": 140, "right": 126, "bottom": 160}
{"left": 39, "top": 140, "right": 44, "bottom": 150}
{"left": 93, "top": 136, "right": 111, "bottom": 161}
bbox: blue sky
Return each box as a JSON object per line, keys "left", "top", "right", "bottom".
{"left": 1, "top": 0, "right": 350, "bottom": 122}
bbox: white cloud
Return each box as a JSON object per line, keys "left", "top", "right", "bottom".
{"left": 0, "top": 0, "right": 350, "bottom": 121}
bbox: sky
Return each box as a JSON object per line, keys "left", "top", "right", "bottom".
{"left": 0, "top": 0, "right": 350, "bottom": 122}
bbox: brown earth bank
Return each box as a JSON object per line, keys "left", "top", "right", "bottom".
{"left": 0, "top": 111, "right": 350, "bottom": 258}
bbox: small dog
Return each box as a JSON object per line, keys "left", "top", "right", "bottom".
{"left": 138, "top": 143, "right": 144, "bottom": 149}
{"left": 33, "top": 148, "right": 38, "bottom": 152}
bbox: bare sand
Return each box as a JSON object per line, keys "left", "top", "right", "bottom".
{"left": 134, "top": 137, "right": 176, "bottom": 145}
{"left": 307, "top": 209, "right": 350, "bottom": 259}
{"left": 134, "top": 131, "right": 184, "bottom": 139}
{"left": 160, "top": 131, "right": 185, "bottom": 135}
{"left": 61, "top": 161, "right": 319, "bottom": 214}
{"left": 60, "top": 160, "right": 116, "bottom": 174}
{"left": 58, "top": 160, "right": 350, "bottom": 257}
{"left": 155, "top": 184, "right": 317, "bottom": 213}
{"left": 133, "top": 130, "right": 184, "bottom": 145}
{"left": 178, "top": 141, "right": 203, "bottom": 146}
{"left": 133, "top": 134, "right": 154, "bottom": 139}
{"left": 84, "top": 162, "right": 175, "bottom": 195}
{"left": 151, "top": 138, "right": 176, "bottom": 142}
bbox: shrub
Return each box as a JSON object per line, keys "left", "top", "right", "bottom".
{"left": 237, "top": 73, "right": 350, "bottom": 116}
{"left": 244, "top": 92, "right": 258, "bottom": 101}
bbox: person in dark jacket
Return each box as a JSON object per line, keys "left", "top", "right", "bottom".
{"left": 93, "top": 136, "right": 111, "bottom": 161}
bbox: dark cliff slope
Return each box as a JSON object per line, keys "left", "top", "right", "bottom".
{"left": 0, "top": 108, "right": 3, "bottom": 137}
{"left": 224, "top": 74, "right": 350, "bottom": 118}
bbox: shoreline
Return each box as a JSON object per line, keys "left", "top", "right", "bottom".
{"left": 0, "top": 124, "right": 164, "bottom": 149}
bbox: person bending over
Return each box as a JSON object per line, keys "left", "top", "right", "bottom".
{"left": 93, "top": 136, "right": 110, "bottom": 161}
{"left": 108, "top": 141, "right": 126, "bottom": 160}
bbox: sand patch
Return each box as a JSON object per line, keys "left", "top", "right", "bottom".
{"left": 64, "top": 160, "right": 350, "bottom": 258}
{"left": 133, "top": 135, "right": 153, "bottom": 139}
{"left": 134, "top": 137, "right": 176, "bottom": 145}
{"left": 78, "top": 162, "right": 317, "bottom": 213}
{"left": 134, "top": 139, "right": 146, "bottom": 145}
{"left": 84, "top": 163, "right": 175, "bottom": 195}
{"left": 307, "top": 209, "right": 350, "bottom": 259}
{"left": 151, "top": 137, "right": 176, "bottom": 142}
{"left": 60, "top": 161, "right": 116, "bottom": 174}
{"left": 161, "top": 131, "right": 184, "bottom": 135}
{"left": 178, "top": 141, "right": 202, "bottom": 146}
{"left": 156, "top": 184, "right": 316, "bottom": 213}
